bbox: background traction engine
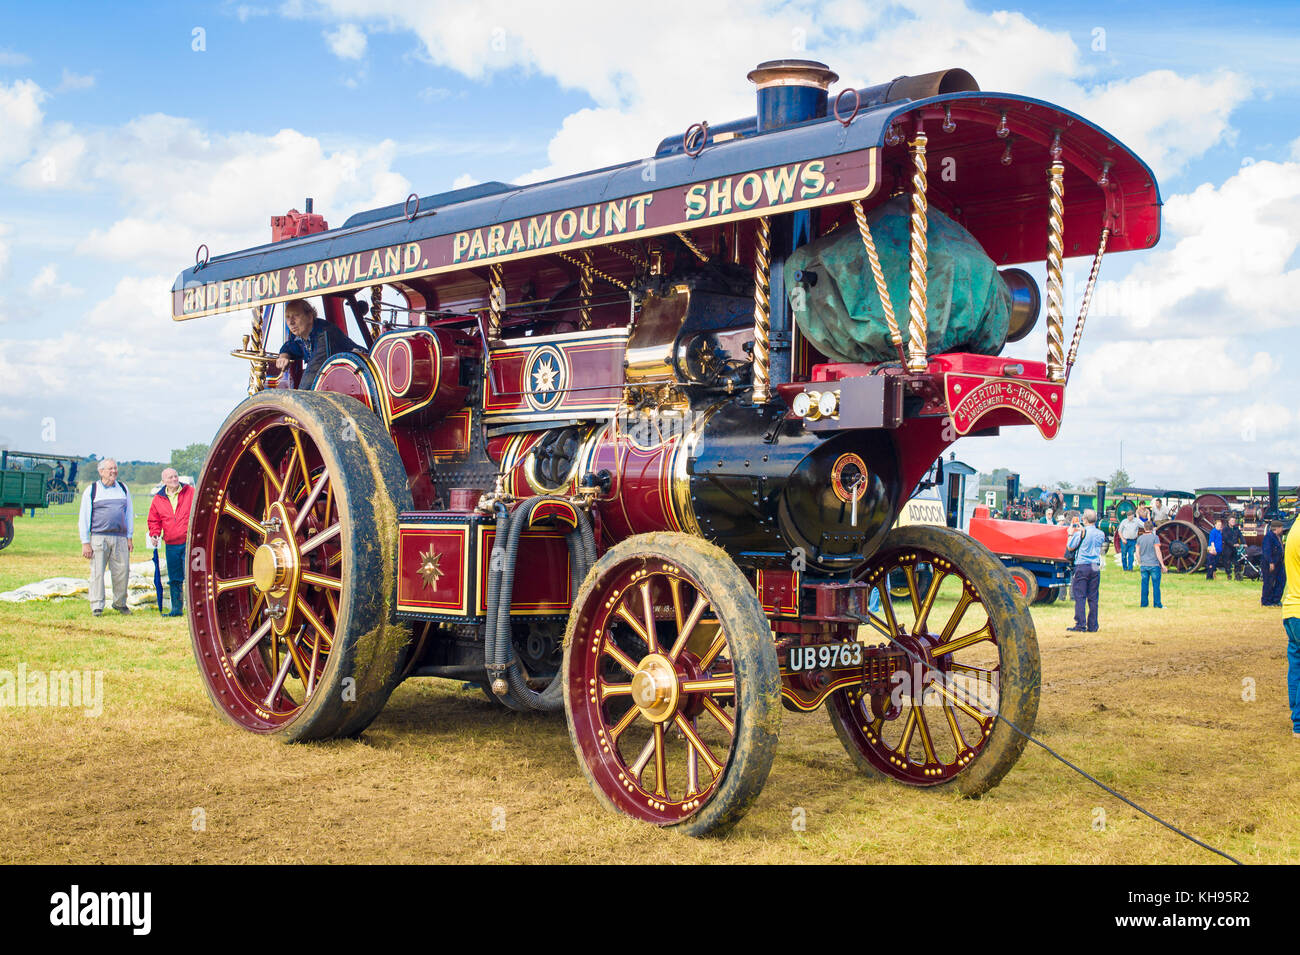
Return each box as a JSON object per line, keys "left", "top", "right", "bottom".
{"left": 176, "top": 57, "right": 1161, "bottom": 835}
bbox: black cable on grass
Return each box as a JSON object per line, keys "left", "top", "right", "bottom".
{"left": 848, "top": 611, "right": 1243, "bottom": 866}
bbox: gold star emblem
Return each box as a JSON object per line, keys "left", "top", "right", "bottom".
{"left": 533, "top": 356, "right": 559, "bottom": 393}
{"left": 418, "top": 545, "right": 444, "bottom": 590}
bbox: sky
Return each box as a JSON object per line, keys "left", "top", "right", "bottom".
{"left": 0, "top": 0, "right": 1297, "bottom": 491}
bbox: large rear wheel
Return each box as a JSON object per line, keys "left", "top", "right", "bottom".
{"left": 563, "top": 533, "right": 780, "bottom": 836}
{"left": 188, "top": 390, "right": 413, "bottom": 741}
{"left": 835, "top": 525, "right": 1040, "bottom": 795}
{"left": 1156, "top": 520, "right": 1206, "bottom": 573}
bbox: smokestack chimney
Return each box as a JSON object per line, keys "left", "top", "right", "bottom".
{"left": 1266, "top": 471, "right": 1282, "bottom": 520}
{"left": 747, "top": 60, "right": 838, "bottom": 131}
{"left": 1006, "top": 473, "right": 1020, "bottom": 506}
{"left": 1096, "top": 481, "right": 1108, "bottom": 518}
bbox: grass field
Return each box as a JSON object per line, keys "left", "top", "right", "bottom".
{"left": 0, "top": 499, "right": 1295, "bottom": 864}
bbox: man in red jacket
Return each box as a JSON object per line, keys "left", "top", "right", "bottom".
{"left": 147, "top": 468, "right": 194, "bottom": 617}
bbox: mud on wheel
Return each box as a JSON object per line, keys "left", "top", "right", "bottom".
{"left": 563, "top": 533, "right": 780, "bottom": 836}
{"left": 188, "top": 390, "right": 413, "bottom": 741}
{"left": 834, "top": 524, "right": 1040, "bottom": 795}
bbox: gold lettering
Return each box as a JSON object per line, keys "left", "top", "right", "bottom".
{"left": 735, "top": 172, "right": 762, "bottom": 209}
{"left": 579, "top": 205, "right": 601, "bottom": 238}
{"left": 468, "top": 230, "right": 487, "bottom": 260}
{"left": 506, "top": 221, "right": 525, "bottom": 252}
{"left": 317, "top": 260, "right": 332, "bottom": 285}
{"left": 684, "top": 185, "right": 706, "bottom": 220}
{"left": 285, "top": 269, "right": 299, "bottom": 293}
{"left": 367, "top": 251, "right": 383, "bottom": 277}
{"left": 487, "top": 225, "right": 505, "bottom": 255}
{"left": 404, "top": 243, "right": 420, "bottom": 271}
{"left": 452, "top": 233, "right": 470, "bottom": 263}
{"left": 332, "top": 256, "right": 353, "bottom": 284}
{"left": 305, "top": 263, "right": 318, "bottom": 289}
{"left": 708, "top": 178, "right": 732, "bottom": 216}
{"left": 628, "top": 194, "right": 653, "bottom": 229}
{"left": 762, "top": 164, "right": 799, "bottom": 204}
{"left": 555, "top": 209, "right": 578, "bottom": 242}
{"left": 799, "top": 160, "right": 826, "bottom": 199}
{"left": 604, "top": 199, "right": 627, "bottom": 234}
{"left": 385, "top": 246, "right": 401, "bottom": 273}
{"left": 527, "top": 216, "right": 552, "bottom": 248}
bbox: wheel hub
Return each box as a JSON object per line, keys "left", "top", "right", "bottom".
{"left": 630, "top": 653, "right": 680, "bottom": 723}
{"left": 252, "top": 540, "right": 295, "bottom": 595}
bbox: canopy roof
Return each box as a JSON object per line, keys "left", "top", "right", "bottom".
{"left": 172, "top": 89, "right": 1161, "bottom": 321}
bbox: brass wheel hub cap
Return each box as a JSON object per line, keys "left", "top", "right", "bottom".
{"left": 252, "top": 540, "right": 295, "bottom": 595}
{"left": 630, "top": 653, "right": 680, "bottom": 723}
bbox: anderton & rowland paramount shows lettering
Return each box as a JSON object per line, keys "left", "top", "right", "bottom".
{"left": 174, "top": 149, "right": 875, "bottom": 320}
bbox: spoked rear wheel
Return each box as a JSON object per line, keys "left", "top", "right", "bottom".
{"left": 563, "top": 533, "right": 780, "bottom": 836}
{"left": 189, "top": 391, "right": 413, "bottom": 741}
{"left": 833, "top": 525, "right": 1040, "bottom": 795}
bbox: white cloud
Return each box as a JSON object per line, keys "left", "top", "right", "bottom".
{"left": 0, "top": 50, "right": 30, "bottom": 67}
{"left": 0, "top": 78, "right": 46, "bottom": 166}
{"left": 29, "top": 264, "right": 82, "bottom": 299}
{"left": 324, "top": 23, "right": 367, "bottom": 60}
{"left": 0, "top": 224, "right": 9, "bottom": 278}
{"left": 55, "top": 69, "right": 95, "bottom": 92}
{"left": 450, "top": 172, "right": 479, "bottom": 189}
{"left": 14, "top": 124, "right": 87, "bottom": 189}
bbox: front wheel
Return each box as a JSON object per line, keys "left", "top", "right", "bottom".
{"left": 563, "top": 533, "right": 780, "bottom": 836}
{"left": 188, "top": 390, "right": 413, "bottom": 741}
{"left": 836, "top": 525, "right": 1040, "bottom": 795}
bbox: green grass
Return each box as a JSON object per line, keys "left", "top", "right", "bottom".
{"left": 0, "top": 508, "right": 1295, "bottom": 864}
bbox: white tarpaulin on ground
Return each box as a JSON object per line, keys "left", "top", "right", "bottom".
{"left": 0, "top": 558, "right": 174, "bottom": 609}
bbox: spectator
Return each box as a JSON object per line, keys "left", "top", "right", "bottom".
{"left": 1067, "top": 509, "right": 1106, "bottom": 633}
{"left": 1283, "top": 526, "right": 1299, "bottom": 737}
{"left": 1263, "top": 522, "right": 1286, "bottom": 607}
{"left": 1221, "top": 514, "right": 1243, "bottom": 581}
{"left": 1136, "top": 520, "right": 1165, "bottom": 608}
{"left": 78, "top": 458, "right": 133, "bottom": 616}
{"left": 274, "top": 299, "right": 366, "bottom": 389}
{"left": 147, "top": 468, "right": 195, "bottom": 618}
{"left": 1118, "top": 510, "right": 1143, "bottom": 572}
{"left": 1206, "top": 519, "right": 1225, "bottom": 580}
{"left": 1151, "top": 498, "right": 1167, "bottom": 523}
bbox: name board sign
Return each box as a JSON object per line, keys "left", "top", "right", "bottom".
{"left": 173, "top": 148, "right": 878, "bottom": 320}
{"left": 944, "top": 374, "right": 1064, "bottom": 440}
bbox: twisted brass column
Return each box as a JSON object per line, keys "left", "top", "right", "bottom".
{"left": 1065, "top": 226, "right": 1110, "bottom": 379}
{"left": 579, "top": 251, "right": 593, "bottom": 330}
{"left": 751, "top": 216, "right": 772, "bottom": 402}
{"left": 905, "top": 131, "right": 930, "bottom": 373}
{"left": 1045, "top": 161, "right": 1066, "bottom": 381}
{"left": 488, "top": 264, "right": 504, "bottom": 342}
{"left": 853, "top": 199, "right": 906, "bottom": 365}
{"left": 248, "top": 306, "right": 267, "bottom": 396}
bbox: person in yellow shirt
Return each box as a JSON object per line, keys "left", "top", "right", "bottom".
{"left": 1284, "top": 526, "right": 1300, "bottom": 736}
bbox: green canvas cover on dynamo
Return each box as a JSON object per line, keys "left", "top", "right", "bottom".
{"left": 786, "top": 195, "right": 1011, "bottom": 364}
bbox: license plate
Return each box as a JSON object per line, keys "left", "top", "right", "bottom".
{"left": 787, "top": 642, "right": 863, "bottom": 672}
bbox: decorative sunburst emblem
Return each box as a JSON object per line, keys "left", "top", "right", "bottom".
{"left": 525, "top": 345, "right": 565, "bottom": 411}
{"left": 418, "top": 545, "right": 444, "bottom": 590}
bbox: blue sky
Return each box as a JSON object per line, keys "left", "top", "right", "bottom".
{"left": 1, "top": 0, "right": 1297, "bottom": 491}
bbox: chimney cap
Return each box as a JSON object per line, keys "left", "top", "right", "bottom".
{"left": 747, "top": 59, "right": 838, "bottom": 91}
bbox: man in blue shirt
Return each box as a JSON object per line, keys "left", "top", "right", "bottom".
{"left": 1067, "top": 509, "right": 1106, "bottom": 633}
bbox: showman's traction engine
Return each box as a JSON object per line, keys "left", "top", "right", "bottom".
{"left": 172, "top": 60, "right": 1161, "bottom": 835}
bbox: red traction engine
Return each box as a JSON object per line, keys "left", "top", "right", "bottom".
{"left": 171, "top": 60, "right": 1160, "bottom": 835}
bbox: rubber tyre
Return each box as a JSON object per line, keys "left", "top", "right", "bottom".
{"left": 1005, "top": 565, "right": 1039, "bottom": 604}
{"left": 563, "top": 532, "right": 781, "bottom": 837}
{"left": 0, "top": 517, "right": 12, "bottom": 551}
{"left": 831, "top": 524, "right": 1040, "bottom": 796}
{"left": 189, "top": 390, "right": 413, "bottom": 742}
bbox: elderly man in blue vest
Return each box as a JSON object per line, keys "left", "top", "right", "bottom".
{"left": 78, "top": 458, "right": 134, "bottom": 616}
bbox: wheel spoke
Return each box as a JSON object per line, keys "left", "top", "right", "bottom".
{"left": 913, "top": 701, "right": 939, "bottom": 764}
{"left": 936, "top": 590, "right": 974, "bottom": 644}
{"left": 904, "top": 564, "right": 922, "bottom": 618}
{"left": 245, "top": 592, "right": 265, "bottom": 630}
{"left": 652, "top": 723, "right": 667, "bottom": 797}
{"left": 305, "top": 633, "right": 321, "bottom": 698}
{"left": 613, "top": 603, "right": 651, "bottom": 646}
{"left": 299, "top": 523, "right": 341, "bottom": 555}
{"left": 878, "top": 582, "right": 901, "bottom": 635}
{"left": 249, "top": 441, "right": 284, "bottom": 498}
{"left": 301, "top": 570, "right": 342, "bottom": 591}
{"left": 283, "top": 624, "right": 311, "bottom": 686}
{"left": 942, "top": 700, "right": 968, "bottom": 751}
{"left": 629, "top": 735, "right": 656, "bottom": 779}
{"left": 223, "top": 501, "right": 265, "bottom": 537}
{"left": 294, "top": 470, "right": 330, "bottom": 533}
{"left": 668, "top": 593, "right": 708, "bottom": 661}
{"left": 699, "top": 695, "right": 734, "bottom": 734}
{"left": 929, "top": 677, "right": 994, "bottom": 722}
{"left": 215, "top": 575, "right": 256, "bottom": 595}
{"left": 278, "top": 443, "right": 301, "bottom": 504}
{"left": 913, "top": 570, "right": 945, "bottom": 636}
{"left": 895, "top": 705, "right": 918, "bottom": 757}
{"left": 602, "top": 637, "right": 640, "bottom": 675}
{"left": 231, "top": 619, "right": 273, "bottom": 665}
{"left": 290, "top": 429, "right": 312, "bottom": 497}
{"left": 263, "top": 646, "right": 295, "bottom": 708}
{"left": 296, "top": 597, "right": 334, "bottom": 648}
{"left": 598, "top": 680, "right": 634, "bottom": 701}
{"left": 932, "top": 622, "right": 993, "bottom": 657}
{"left": 609, "top": 703, "right": 641, "bottom": 742}
{"left": 639, "top": 582, "right": 660, "bottom": 654}
{"left": 679, "top": 674, "right": 736, "bottom": 696}
{"left": 696, "top": 631, "right": 728, "bottom": 670}
{"left": 673, "top": 713, "right": 723, "bottom": 776}
{"left": 244, "top": 538, "right": 259, "bottom": 557}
